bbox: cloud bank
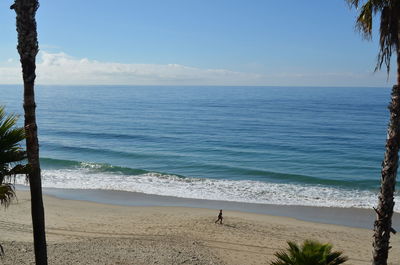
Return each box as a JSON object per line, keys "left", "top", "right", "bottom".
{"left": 0, "top": 52, "right": 262, "bottom": 85}
{"left": 0, "top": 51, "right": 395, "bottom": 86}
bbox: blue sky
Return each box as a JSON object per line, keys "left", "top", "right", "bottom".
{"left": 0, "top": 0, "right": 396, "bottom": 86}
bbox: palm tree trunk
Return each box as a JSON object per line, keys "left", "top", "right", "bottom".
{"left": 11, "top": 1, "right": 48, "bottom": 264}
{"left": 398, "top": 46, "right": 400, "bottom": 86}
{"left": 372, "top": 53, "right": 400, "bottom": 264}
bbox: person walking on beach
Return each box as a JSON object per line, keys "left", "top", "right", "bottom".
{"left": 215, "top": 209, "right": 223, "bottom": 224}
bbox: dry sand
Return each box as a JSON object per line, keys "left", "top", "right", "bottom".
{"left": 0, "top": 191, "right": 399, "bottom": 265}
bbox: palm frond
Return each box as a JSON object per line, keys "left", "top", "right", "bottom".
{"left": 326, "top": 253, "right": 349, "bottom": 265}
{"left": 270, "top": 240, "right": 348, "bottom": 265}
{"left": 376, "top": 2, "right": 400, "bottom": 73}
{"left": 0, "top": 126, "right": 25, "bottom": 154}
{"left": 0, "top": 150, "right": 26, "bottom": 165}
{"left": 0, "top": 105, "right": 27, "bottom": 183}
{"left": 0, "top": 108, "right": 21, "bottom": 137}
{"left": 271, "top": 250, "right": 296, "bottom": 265}
{"left": 1, "top": 164, "right": 31, "bottom": 185}
{"left": 347, "top": 0, "right": 400, "bottom": 74}
{"left": 0, "top": 184, "right": 16, "bottom": 207}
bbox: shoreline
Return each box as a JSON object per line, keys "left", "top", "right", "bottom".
{"left": 16, "top": 185, "right": 400, "bottom": 229}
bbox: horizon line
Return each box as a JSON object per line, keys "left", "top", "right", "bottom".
{"left": 0, "top": 83, "right": 393, "bottom": 89}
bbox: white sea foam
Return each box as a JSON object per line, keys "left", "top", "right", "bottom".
{"left": 15, "top": 168, "right": 397, "bottom": 211}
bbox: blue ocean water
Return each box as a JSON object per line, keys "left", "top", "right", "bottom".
{"left": 1, "top": 85, "right": 396, "bottom": 210}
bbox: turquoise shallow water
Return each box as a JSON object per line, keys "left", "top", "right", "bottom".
{"left": 1, "top": 85, "right": 397, "bottom": 209}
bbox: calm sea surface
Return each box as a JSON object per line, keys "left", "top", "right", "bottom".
{"left": 1, "top": 85, "right": 397, "bottom": 210}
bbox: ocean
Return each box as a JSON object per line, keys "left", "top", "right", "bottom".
{"left": 1, "top": 85, "right": 397, "bottom": 210}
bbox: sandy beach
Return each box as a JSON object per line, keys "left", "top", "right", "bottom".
{"left": 0, "top": 190, "right": 399, "bottom": 265}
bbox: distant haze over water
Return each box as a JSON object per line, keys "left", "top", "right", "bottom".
{"left": 1, "top": 85, "right": 397, "bottom": 210}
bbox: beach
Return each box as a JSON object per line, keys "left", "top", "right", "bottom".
{"left": 1, "top": 190, "right": 399, "bottom": 265}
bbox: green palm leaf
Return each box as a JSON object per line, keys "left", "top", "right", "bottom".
{"left": 271, "top": 240, "right": 348, "bottom": 265}
{"left": 0, "top": 105, "right": 27, "bottom": 206}
{"left": 347, "top": 0, "right": 400, "bottom": 73}
{"left": 0, "top": 184, "right": 16, "bottom": 208}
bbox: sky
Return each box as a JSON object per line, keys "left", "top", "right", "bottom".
{"left": 0, "top": 0, "right": 397, "bottom": 87}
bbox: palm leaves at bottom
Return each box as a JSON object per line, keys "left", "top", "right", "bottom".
{"left": 271, "top": 240, "right": 348, "bottom": 265}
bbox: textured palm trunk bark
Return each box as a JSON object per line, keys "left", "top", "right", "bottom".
{"left": 372, "top": 84, "right": 400, "bottom": 265}
{"left": 372, "top": 44, "right": 400, "bottom": 264}
{"left": 11, "top": 1, "right": 48, "bottom": 264}
{"left": 398, "top": 47, "right": 400, "bottom": 86}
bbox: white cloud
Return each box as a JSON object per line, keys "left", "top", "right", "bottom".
{"left": 0, "top": 51, "right": 396, "bottom": 86}
{"left": 0, "top": 52, "right": 262, "bottom": 85}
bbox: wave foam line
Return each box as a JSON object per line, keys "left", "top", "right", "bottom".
{"left": 14, "top": 168, "right": 395, "bottom": 211}
{"left": 40, "top": 157, "right": 379, "bottom": 189}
